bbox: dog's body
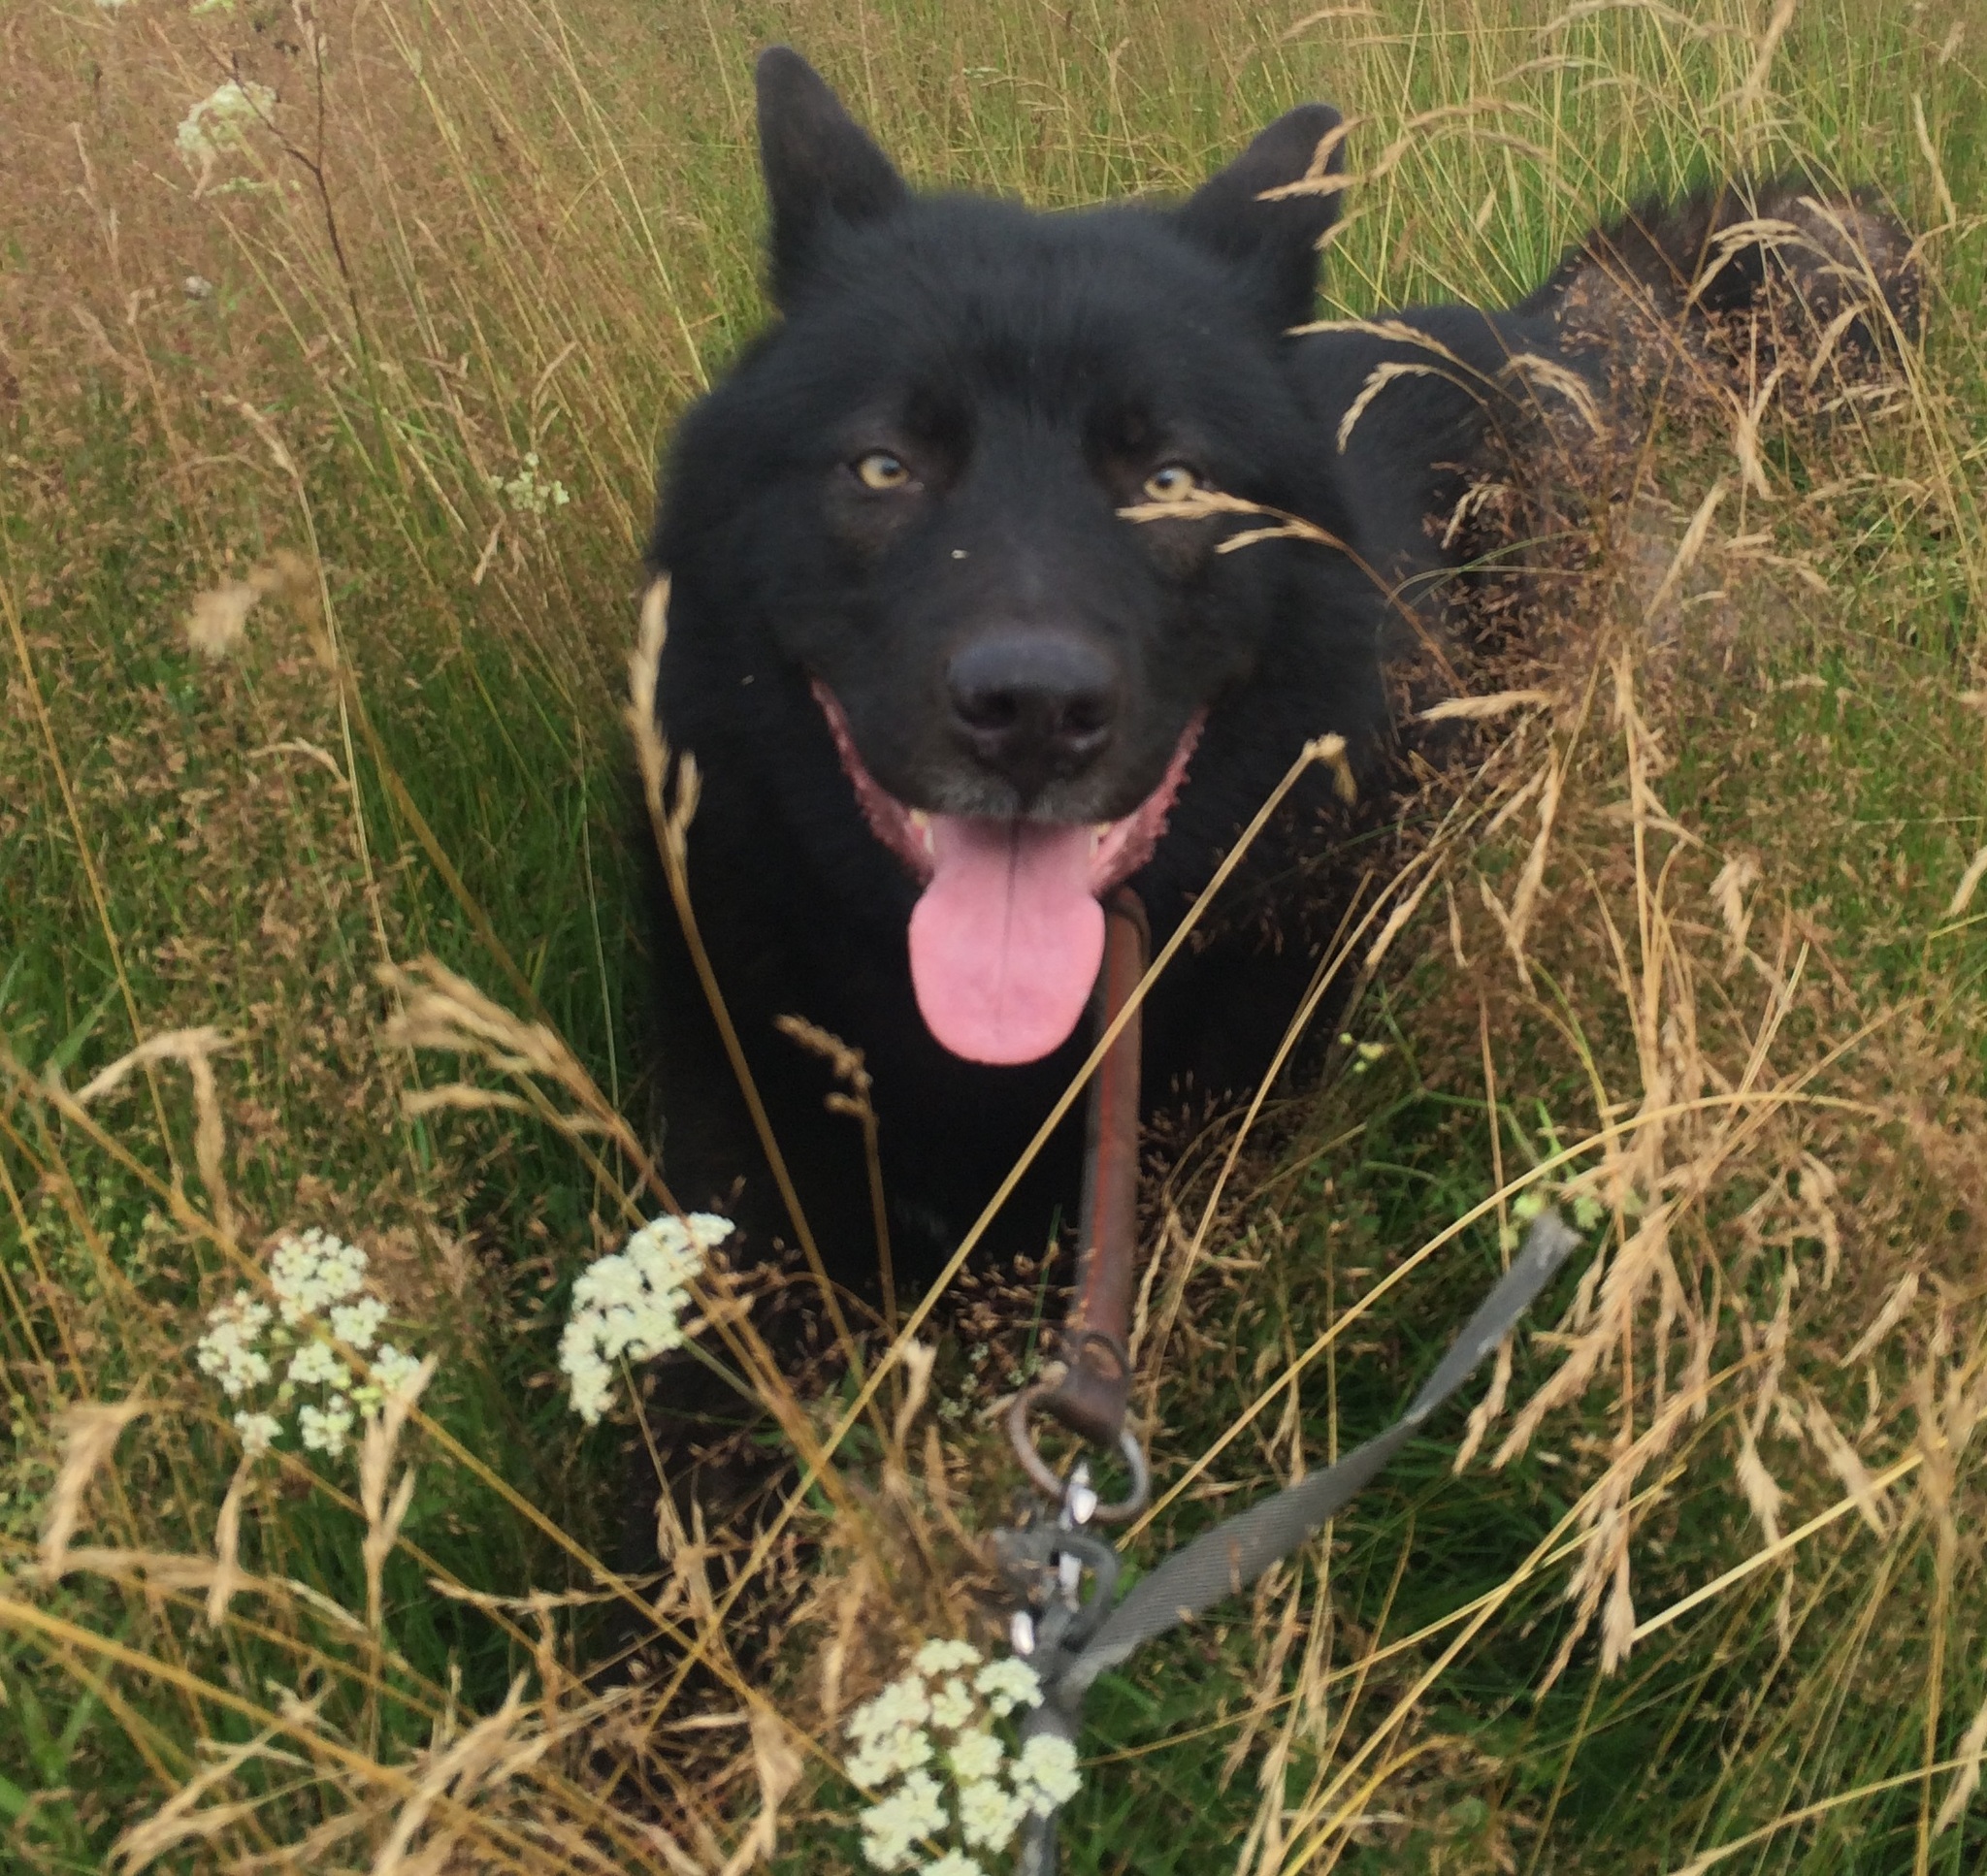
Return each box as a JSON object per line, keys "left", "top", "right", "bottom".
{"left": 642, "top": 51, "right": 1908, "bottom": 1306}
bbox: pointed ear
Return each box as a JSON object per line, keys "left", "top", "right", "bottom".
{"left": 1174, "top": 105, "right": 1348, "bottom": 329}
{"left": 756, "top": 47, "right": 909, "bottom": 305}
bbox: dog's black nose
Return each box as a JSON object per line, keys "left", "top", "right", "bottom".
{"left": 946, "top": 629, "right": 1119, "bottom": 801}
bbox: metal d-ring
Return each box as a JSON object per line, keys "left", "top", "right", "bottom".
{"left": 1005, "top": 1380, "right": 1152, "bottom": 1524}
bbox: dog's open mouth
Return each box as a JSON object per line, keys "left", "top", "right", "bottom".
{"left": 812, "top": 681, "right": 1200, "bottom": 1065}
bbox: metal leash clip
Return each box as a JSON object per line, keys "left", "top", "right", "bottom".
{"left": 993, "top": 1460, "right": 1123, "bottom": 1667}
{"left": 1005, "top": 890, "right": 1154, "bottom": 1524}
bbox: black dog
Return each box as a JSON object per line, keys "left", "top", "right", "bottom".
{"left": 642, "top": 49, "right": 1908, "bottom": 1306}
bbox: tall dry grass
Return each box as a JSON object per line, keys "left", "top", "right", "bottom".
{"left": 4, "top": 0, "right": 1985, "bottom": 1869}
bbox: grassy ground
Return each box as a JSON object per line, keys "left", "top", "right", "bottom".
{"left": 4, "top": 0, "right": 1985, "bottom": 1868}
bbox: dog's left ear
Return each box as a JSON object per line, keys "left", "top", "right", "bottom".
{"left": 757, "top": 47, "right": 910, "bottom": 306}
{"left": 1175, "top": 105, "right": 1347, "bottom": 330}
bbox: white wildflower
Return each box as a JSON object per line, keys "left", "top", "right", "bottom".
{"left": 844, "top": 1642, "right": 1062, "bottom": 1866}
{"left": 351, "top": 1341, "right": 424, "bottom": 1415}
{"left": 328, "top": 1295, "right": 386, "bottom": 1350}
{"left": 848, "top": 1725, "right": 935, "bottom": 1790}
{"left": 559, "top": 1213, "right": 733, "bottom": 1425}
{"left": 956, "top": 1777, "right": 1027, "bottom": 1853}
{"left": 850, "top": 1673, "right": 932, "bottom": 1743}
{"left": 195, "top": 1291, "right": 273, "bottom": 1398}
{"left": 490, "top": 450, "right": 572, "bottom": 517}
{"left": 858, "top": 1767, "right": 946, "bottom": 1871}
{"left": 914, "top": 1638, "right": 984, "bottom": 1677}
{"left": 1012, "top": 1734, "right": 1082, "bottom": 1815}
{"left": 287, "top": 1339, "right": 351, "bottom": 1392}
{"left": 297, "top": 1397, "right": 355, "bottom": 1458}
{"left": 847, "top": 1671, "right": 936, "bottom": 1786}
{"left": 269, "top": 1227, "right": 368, "bottom": 1324}
{"left": 233, "top": 1409, "right": 280, "bottom": 1454}
{"left": 560, "top": 1342, "right": 614, "bottom": 1427}
{"left": 972, "top": 1657, "right": 1043, "bottom": 1718}
{"left": 176, "top": 80, "right": 275, "bottom": 190}
{"left": 928, "top": 1677, "right": 975, "bottom": 1733}
{"left": 370, "top": 1343, "right": 423, "bottom": 1400}
{"left": 194, "top": 1227, "right": 427, "bottom": 1463}
{"left": 947, "top": 1728, "right": 1002, "bottom": 1783}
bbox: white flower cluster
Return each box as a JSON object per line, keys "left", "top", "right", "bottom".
{"left": 195, "top": 1292, "right": 272, "bottom": 1398}
{"left": 844, "top": 1639, "right": 1081, "bottom": 1872}
{"left": 176, "top": 81, "right": 275, "bottom": 188}
{"left": 490, "top": 452, "right": 571, "bottom": 517}
{"left": 559, "top": 1213, "right": 733, "bottom": 1425}
{"left": 193, "top": 1228, "right": 425, "bottom": 1460}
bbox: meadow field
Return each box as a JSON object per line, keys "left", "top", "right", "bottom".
{"left": 4, "top": 0, "right": 1985, "bottom": 1868}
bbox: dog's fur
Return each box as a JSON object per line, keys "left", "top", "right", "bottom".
{"left": 641, "top": 50, "right": 1911, "bottom": 1326}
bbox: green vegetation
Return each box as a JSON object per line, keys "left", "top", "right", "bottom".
{"left": 3, "top": 0, "right": 1983, "bottom": 1869}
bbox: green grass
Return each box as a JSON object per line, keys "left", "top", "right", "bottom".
{"left": 4, "top": 0, "right": 1987, "bottom": 1869}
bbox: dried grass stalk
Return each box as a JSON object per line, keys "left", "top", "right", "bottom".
{"left": 361, "top": 1357, "right": 438, "bottom": 1635}
{"left": 207, "top": 1453, "right": 254, "bottom": 1630}
{"left": 717, "top": 1707, "right": 802, "bottom": 1876}
{"left": 1801, "top": 1393, "right": 1890, "bottom": 1536}
{"left": 1934, "top": 1691, "right": 1987, "bottom": 1834}
{"left": 1417, "top": 689, "right": 1552, "bottom": 724}
{"left": 371, "top": 1676, "right": 529, "bottom": 1875}
{"left": 1947, "top": 843, "right": 1987, "bottom": 917}
{"left": 111, "top": 1720, "right": 314, "bottom": 1873}
{"left": 1840, "top": 1270, "right": 1921, "bottom": 1367}
{"left": 1641, "top": 480, "right": 1727, "bottom": 627}
{"left": 72, "top": 1027, "right": 237, "bottom": 1239}
{"left": 38, "top": 1399, "right": 147, "bottom": 1579}
{"left": 1710, "top": 852, "right": 1762, "bottom": 973}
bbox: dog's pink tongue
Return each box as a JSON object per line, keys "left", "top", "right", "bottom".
{"left": 907, "top": 817, "right": 1103, "bottom": 1065}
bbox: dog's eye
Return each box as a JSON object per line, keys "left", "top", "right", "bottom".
{"left": 1141, "top": 464, "right": 1202, "bottom": 503}
{"left": 854, "top": 451, "right": 914, "bottom": 491}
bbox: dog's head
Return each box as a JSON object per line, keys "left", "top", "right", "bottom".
{"left": 657, "top": 50, "right": 1361, "bottom": 1066}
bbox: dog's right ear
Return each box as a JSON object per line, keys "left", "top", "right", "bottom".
{"left": 756, "top": 48, "right": 909, "bottom": 305}
{"left": 1174, "top": 104, "right": 1347, "bottom": 330}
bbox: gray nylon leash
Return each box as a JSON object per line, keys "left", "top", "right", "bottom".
{"left": 998, "top": 1210, "right": 1584, "bottom": 1874}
